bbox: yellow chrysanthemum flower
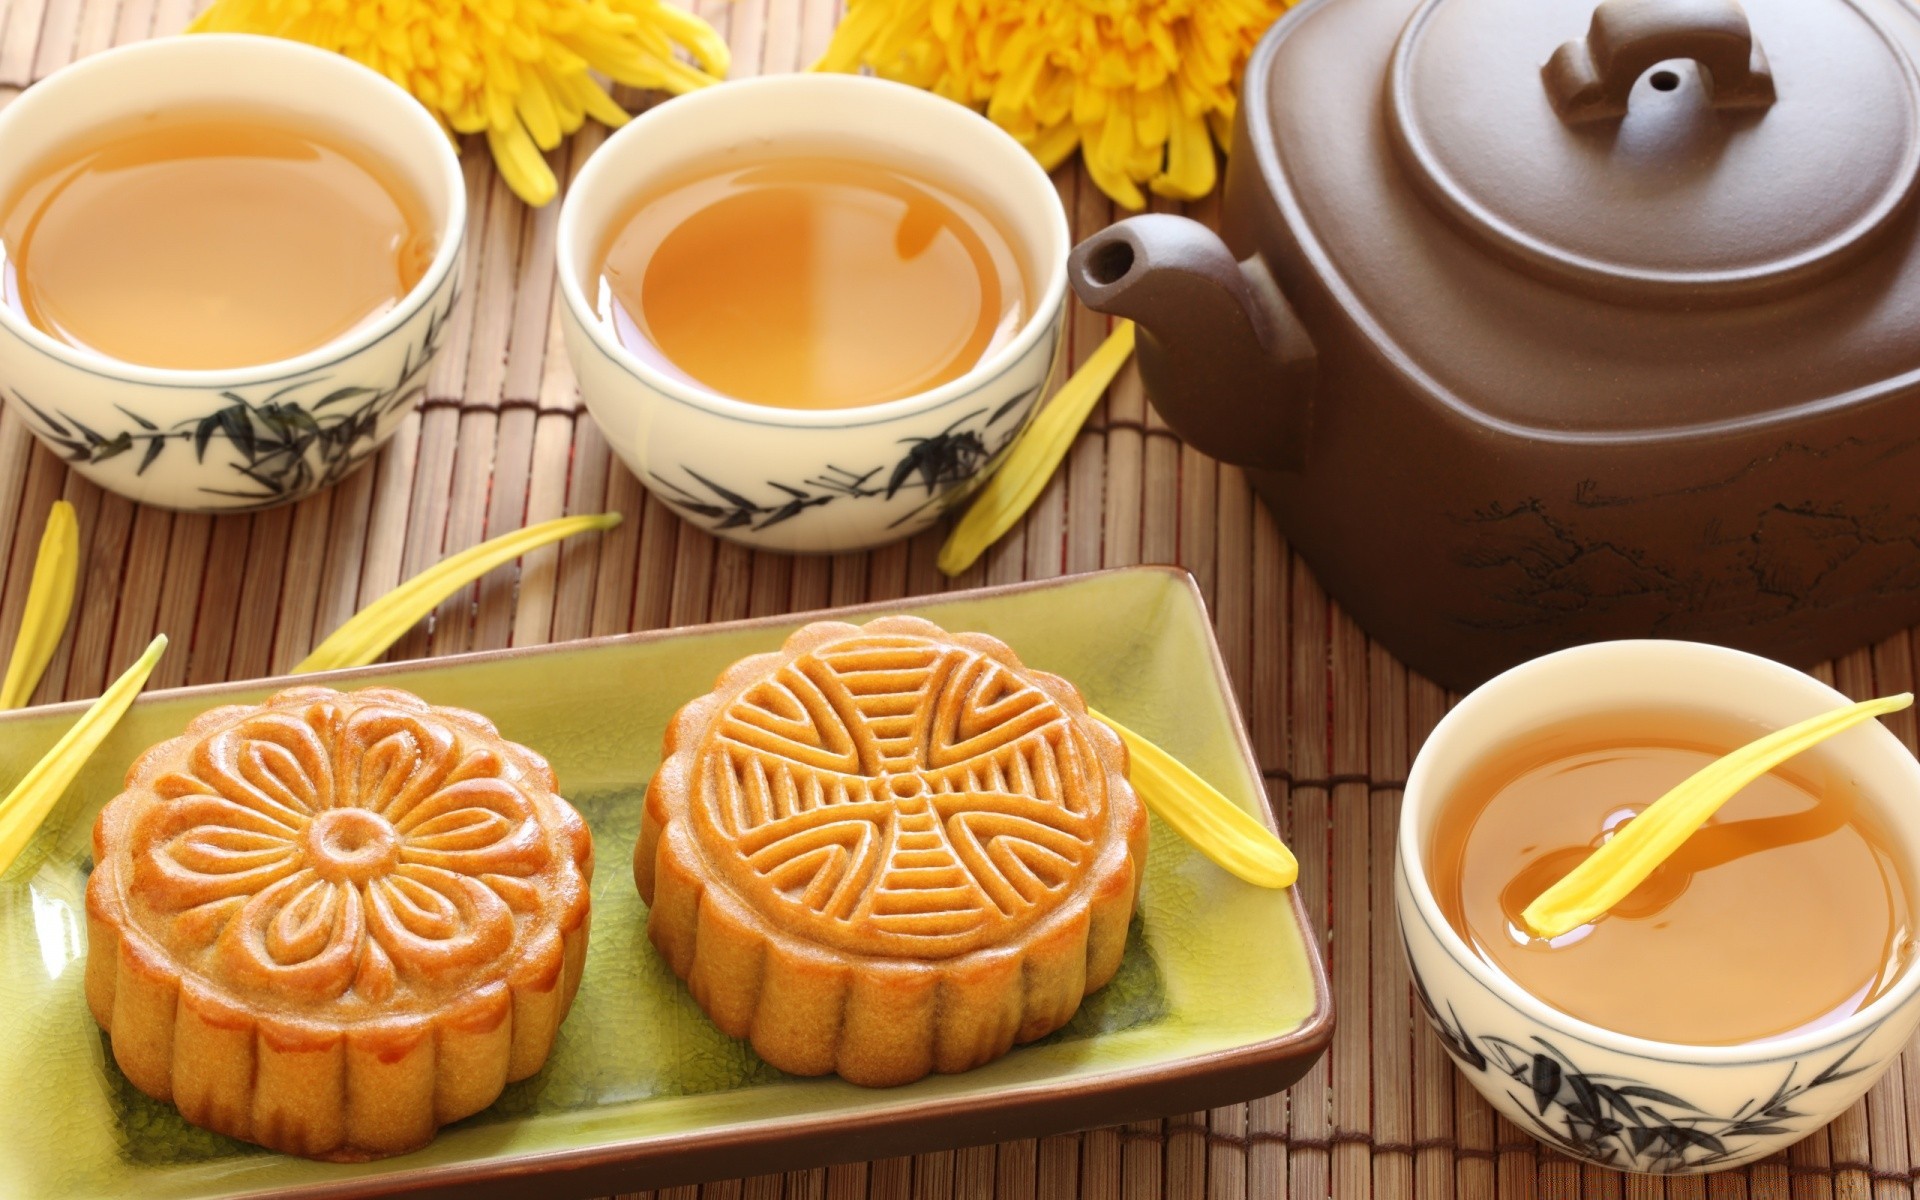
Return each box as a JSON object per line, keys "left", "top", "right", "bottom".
{"left": 189, "top": 0, "right": 731, "bottom": 207}
{"left": 816, "top": 0, "right": 1291, "bottom": 210}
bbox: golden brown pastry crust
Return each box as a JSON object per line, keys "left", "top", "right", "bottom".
{"left": 84, "top": 686, "right": 593, "bottom": 1161}
{"left": 635, "top": 617, "right": 1147, "bottom": 1086}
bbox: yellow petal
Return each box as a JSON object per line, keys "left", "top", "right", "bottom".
{"left": 1084, "top": 98, "right": 1150, "bottom": 210}
{"left": 487, "top": 119, "right": 559, "bottom": 206}
{"left": 449, "top": 101, "right": 491, "bottom": 134}
{"left": 650, "top": 53, "right": 725, "bottom": 95}
{"left": 939, "top": 322, "right": 1135, "bottom": 576}
{"left": 1208, "top": 107, "right": 1236, "bottom": 149}
{"left": 0, "top": 634, "right": 167, "bottom": 877}
{"left": 0, "top": 502, "right": 79, "bottom": 711}
{"left": 652, "top": 3, "right": 732, "bottom": 75}
{"left": 813, "top": 2, "right": 894, "bottom": 72}
{"left": 1133, "top": 88, "right": 1172, "bottom": 150}
{"left": 566, "top": 71, "right": 631, "bottom": 128}
{"left": 548, "top": 67, "right": 589, "bottom": 130}
{"left": 295, "top": 513, "right": 621, "bottom": 672}
{"left": 1151, "top": 103, "right": 1217, "bottom": 200}
{"left": 515, "top": 61, "right": 564, "bottom": 148}
{"left": 1522, "top": 692, "right": 1915, "bottom": 938}
{"left": 1025, "top": 119, "right": 1081, "bottom": 171}
{"left": 1089, "top": 707, "right": 1296, "bottom": 888}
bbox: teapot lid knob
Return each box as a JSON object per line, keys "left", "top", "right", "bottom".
{"left": 1387, "top": 0, "right": 1920, "bottom": 304}
{"left": 1542, "top": 0, "right": 1775, "bottom": 124}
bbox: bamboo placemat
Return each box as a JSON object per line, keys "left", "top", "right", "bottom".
{"left": 5, "top": 3, "right": 1920, "bottom": 1198}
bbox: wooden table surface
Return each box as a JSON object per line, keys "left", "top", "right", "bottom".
{"left": 6, "top": 1, "right": 1920, "bottom": 1197}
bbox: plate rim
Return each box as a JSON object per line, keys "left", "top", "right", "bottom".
{"left": 6, "top": 564, "right": 1334, "bottom": 1199}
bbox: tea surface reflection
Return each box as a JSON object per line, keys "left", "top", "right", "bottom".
{"left": 597, "top": 154, "right": 1030, "bottom": 411}
{"left": 1, "top": 109, "right": 432, "bottom": 371}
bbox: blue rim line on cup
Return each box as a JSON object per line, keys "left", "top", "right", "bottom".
{"left": 554, "top": 73, "right": 1072, "bottom": 431}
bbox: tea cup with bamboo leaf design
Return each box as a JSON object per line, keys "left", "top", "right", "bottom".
{"left": 554, "top": 74, "right": 1069, "bottom": 554}
{"left": 0, "top": 35, "right": 465, "bottom": 511}
{"left": 1396, "top": 640, "right": 1920, "bottom": 1174}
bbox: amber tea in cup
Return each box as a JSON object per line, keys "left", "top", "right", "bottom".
{"left": 0, "top": 108, "right": 433, "bottom": 371}
{"left": 1430, "top": 710, "right": 1916, "bottom": 1045}
{"left": 595, "top": 151, "right": 1032, "bottom": 411}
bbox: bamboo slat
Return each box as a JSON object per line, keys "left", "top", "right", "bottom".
{"left": 1285, "top": 555, "right": 1332, "bottom": 1200}
{"left": 1369, "top": 644, "right": 1414, "bottom": 1200}
{"left": 8, "top": 2, "right": 1920, "bottom": 1198}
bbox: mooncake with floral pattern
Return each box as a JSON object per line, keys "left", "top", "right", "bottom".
{"left": 635, "top": 616, "right": 1147, "bottom": 1086}
{"left": 84, "top": 686, "right": 593, "bottom": 1161}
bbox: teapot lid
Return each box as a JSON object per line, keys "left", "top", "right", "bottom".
{"left": 1386, "top": 0, "right": 1920, "bottom": 303}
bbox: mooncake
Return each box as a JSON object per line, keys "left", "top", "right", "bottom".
{"left": 635, "top": 617, "right": 1147, "bottom": 1086}
{"left": 84, "top": 686, "right": 593, "bottom": 1161}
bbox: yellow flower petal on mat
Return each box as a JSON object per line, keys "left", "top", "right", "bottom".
{"left": 0, "top": 634, "right": 167, "bottom": 877}
{"left": 0, "top": 501, "right": 79, "bottom": 712}
{"left": 296, "top": 512, "right": 622, "bottom": 673}
{"left": 1522, "top": 692, "right": 1915, "bottom": 939}
{"left": 1089, "top": 706, "right": 1296, "bottom": 889}
{"left": 189, "top": 0, "right": 728, "bottom": 207}
{"left": 817, "top": 0, "right": 1291, "bottom": 208}
{"left": 939, "top": 322, "right": 1135, "bottom": 577}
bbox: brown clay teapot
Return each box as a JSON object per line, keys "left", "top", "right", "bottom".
{"left": 1070, "top": 0, "right": 1920, "bottom": 689}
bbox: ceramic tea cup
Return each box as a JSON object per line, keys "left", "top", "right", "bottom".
{"left": 555, "top": 74, "right": 1069, "bottom": 554}
{"left": 0, "top": 35, "right": 465, "bottom": 511}
{"left": 1396, "top": 640, "right": 1920, "bottom": 1173}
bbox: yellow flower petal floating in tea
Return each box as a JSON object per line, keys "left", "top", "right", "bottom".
{"left": 1090, "top": 706, "right": 1297, "bottom": 888}
{"left": 295, "top": 512, "right": 622, "bottom": 672}
{"left": 938, "top": 320, "right": 1135, "bottom": 576}
{"left": 0, "top": 634, "right": 166, "bottom": 876}
{"left": 1521, "top": 692, "right": 1915, "bottom": 940}
{"left": 816, "top": 0, "right": 1293, "bottom": 209}
{"left": 0, "top": 501, "right": 78, "bottom": 711}
{"left": 188, "top": 0, "right": 730, "bottom": 206}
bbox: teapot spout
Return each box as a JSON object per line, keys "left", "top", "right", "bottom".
{"left": 1069, "top": 215, "right": 1315, "bottom": 471}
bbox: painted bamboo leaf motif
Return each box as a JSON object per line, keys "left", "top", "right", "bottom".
{"left": 989, "top": 388, "right": 1032, "bottom": 425}
{"left": 1406, "top": 946, "right": 1876, "bottom": 1171}
{"left": 8, "top": 287, "right": 455, "bottom": 510}
{"left": 1530, "top": 1054, "right": 1561, "bottom": 1114}
{"left": 113, "top": 404, "right": 157, "bottom": 431}
{"left": 653, "top": 393, "right": 1042, "bottom": 536}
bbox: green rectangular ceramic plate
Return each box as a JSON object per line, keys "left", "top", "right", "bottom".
{"left": 0, "top": 566, "right": 1330, "bottom": 1199}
